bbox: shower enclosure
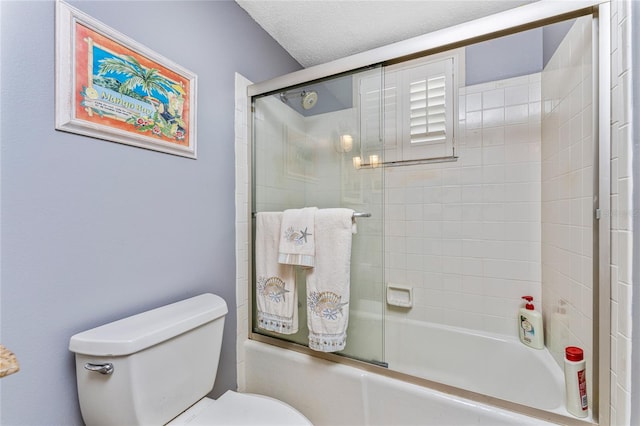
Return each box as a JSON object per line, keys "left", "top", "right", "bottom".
{"left": 248, "top": 3, "right": 609, "bottom": 423}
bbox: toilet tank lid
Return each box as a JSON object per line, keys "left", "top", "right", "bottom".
{"left": 69, "top": 293, "right": 228, "bottom": 356}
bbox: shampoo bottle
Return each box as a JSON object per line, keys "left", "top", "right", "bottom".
{"left": 564, "top": 346, "right": 588, "bottom": 417}
{"left": 518, "top": 296, "right": 544, "bottom": 349}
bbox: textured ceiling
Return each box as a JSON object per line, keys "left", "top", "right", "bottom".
{"left": 235, "top": 0, "right": 539, "bottom": 68}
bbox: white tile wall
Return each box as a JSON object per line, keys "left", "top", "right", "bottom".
{"left": 252, "top": 97, "right": 307, "bottom": 213}
{"left": 609, "top": 1, "right": 634, "bottom": 424}
{"left": 234, "top": 73, "right": 252, "bottom": 392}
{"left": 540, "top": 16, "right": 594, "bottom": 376}
{"left": 384, "top": 73, "right": 543, "bottom": 336}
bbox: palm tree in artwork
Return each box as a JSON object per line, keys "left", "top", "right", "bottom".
{"left": 97, "top": 54, "right": 169, "bottom": 101}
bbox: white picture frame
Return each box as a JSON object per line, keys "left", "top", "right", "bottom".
{"left": 55, "top": 0, "right": 197, "bottom": 158}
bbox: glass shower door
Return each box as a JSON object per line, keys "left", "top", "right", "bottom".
{"left": 251, "top": 66, "right": 385, "bottom": 365}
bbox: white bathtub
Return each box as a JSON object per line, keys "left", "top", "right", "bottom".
{"left": 244, "top": 340, "right": 562, "bottom": 425}
{"left": 384, "top": 318, "right": 567, "bottom": 412}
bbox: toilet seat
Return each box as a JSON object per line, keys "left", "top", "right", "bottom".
{"left": 168, "top": 391, "right": 312, "bottom": 425}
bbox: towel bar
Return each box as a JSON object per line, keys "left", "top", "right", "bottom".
{"left": 352, "top": 212, "right": 371, "bottom": 218}
{"left": 252, "top": 211, "right": 371, "bottom": 219}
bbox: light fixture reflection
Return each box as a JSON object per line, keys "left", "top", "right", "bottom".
{"left": 339, "top": 134, "right": 353, "bottom": 152}
{"left": 352, "top": 154, "right": 382, "bottom": 170}
{"left": 352, "top": 156, "right": 362, "bottom": 170}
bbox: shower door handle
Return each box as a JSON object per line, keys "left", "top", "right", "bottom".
{"left": 84, "top": 362, "right": 114, "bottom": 375}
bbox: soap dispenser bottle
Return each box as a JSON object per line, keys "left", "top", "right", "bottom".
{"left": 519, "top": 296, "right": 544, "bottom": 349}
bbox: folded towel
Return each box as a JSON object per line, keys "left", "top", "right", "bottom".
{"left": 255, "top": 212, "right": 298, "bottom": 334}
{"left": 306, "top": 208, "right": 355, "bottom": 352}
{"left": 278, "top": 207, "right": 317, "bottom": 267}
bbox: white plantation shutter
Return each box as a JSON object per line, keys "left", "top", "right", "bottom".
{"left": 355, "top": 55, "right": 457, "bottom": 165}
{"left": 400, "top": 57, "right": 454, "bottom": 160}
{"left": 359, "top": 76, "right": 382, "bottom": 147}
{"left": 382, "top": 69, "right": 402, "bottom": 162}
{"left": 357, "top": 68, "right": 403, "bottom": 163}
{"left": 409, "top": 74, "right": 447, "bottom": 144}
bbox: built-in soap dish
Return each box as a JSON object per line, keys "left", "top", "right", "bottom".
{"left": 386, "top": 284, "right": 413, "bottom": 308}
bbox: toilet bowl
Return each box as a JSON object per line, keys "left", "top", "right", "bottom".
{"left": 69, "top": 293, "right": 312, "bottom": 425}
{"left": 169, "top": 391, "right": 310, "bottom": 425}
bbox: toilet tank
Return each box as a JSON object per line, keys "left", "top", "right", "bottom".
{"left": 69, "top": 293, "right": 228, "bottom": 426}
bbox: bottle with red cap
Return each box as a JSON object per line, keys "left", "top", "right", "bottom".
{"left": 518, "top": 295, "right": 544, "bottom": 349}
{"left": 564, "top": 346, "right": 588, "bottom": 417}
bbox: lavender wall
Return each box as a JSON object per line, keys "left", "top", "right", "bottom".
{"left": 0, "top": 1, "right": 300, "bottom": 424}
{"left": 465, "top": 28, "right": 542, "bottom": 86}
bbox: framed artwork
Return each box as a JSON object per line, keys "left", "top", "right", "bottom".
{"left": 55, "top": 1, "right": 197, "bottom": 158}
{"left": 284, "top": 126, "right": 316, "bottom": 181}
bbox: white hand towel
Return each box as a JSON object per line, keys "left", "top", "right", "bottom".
{"left": 278, "top": 207, "right": 317, "bottom": 267}
{"left": 306, "top": 208, "right": 355, "bottom": 352}
{"left": 255, "top": 212, "right": 298, "bottom": 334}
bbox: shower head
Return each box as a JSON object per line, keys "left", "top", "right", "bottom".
{"left": 280, "top": 89, "right": 318, "bottom": 110}
{"left": 301, "top": 90, "right": 318, "bottom": 110}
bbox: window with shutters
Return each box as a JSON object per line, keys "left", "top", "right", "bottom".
{"left": 409, "top": 74, "right": 447, "bottom": 144}
{"left": 356, "top": 51, "right": 461, "bottom": 165}
{"left": 395, "top": 55, "right": 457, "bottom": 161}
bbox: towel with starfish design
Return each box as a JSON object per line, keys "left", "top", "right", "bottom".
{"left": 306, "top": 208, "right": 355, "bottom": 352}
{"left": 278, "top": 207, "right": 317, "bottom": 267}
{"left": 256, "top": 212, "right": 298, "bottom": 334}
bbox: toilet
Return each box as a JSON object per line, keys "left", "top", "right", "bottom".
{"left": 69, "top": 293, "right": 312, "bottom": 425}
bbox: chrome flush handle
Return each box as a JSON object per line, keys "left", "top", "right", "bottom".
{"left": 84, "top": 362, "right": 114, "bottom": 375}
